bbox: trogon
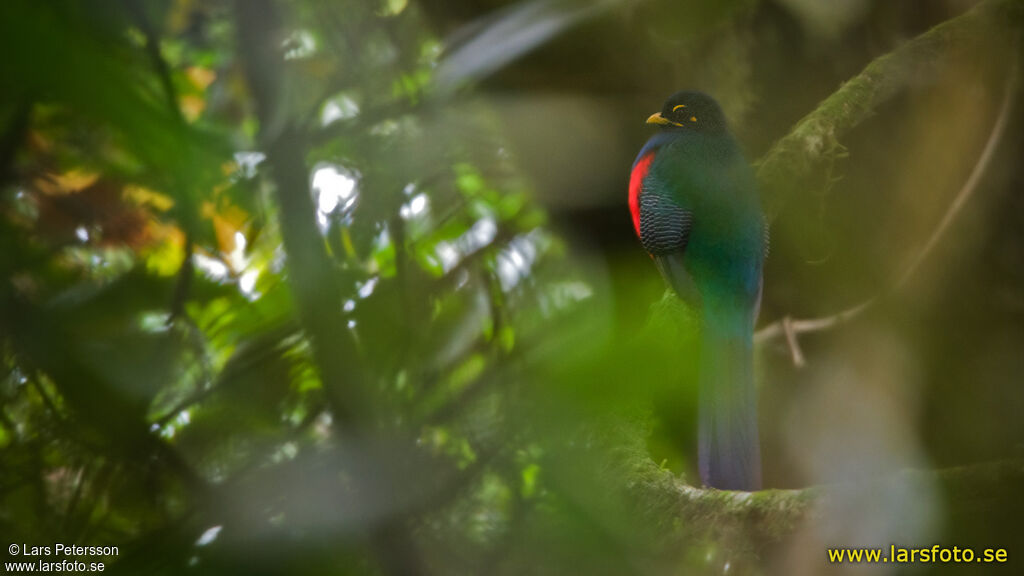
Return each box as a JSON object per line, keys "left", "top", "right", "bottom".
{"left": 629, "top": 91, "right": 765, "bottom": 490}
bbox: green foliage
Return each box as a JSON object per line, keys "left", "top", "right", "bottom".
{"left": 0, "top": 0, "right": 612, "bottom": 573}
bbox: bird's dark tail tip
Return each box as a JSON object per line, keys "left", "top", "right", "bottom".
{"left": 697, "top": 323, "right": 761, "bottom": 491}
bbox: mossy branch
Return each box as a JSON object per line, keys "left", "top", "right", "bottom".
{"left": 754, "top": 0, "right": 1024, "bottom": 220}
{"left": 755, "top": 59, "right": 1017, "bottom": 355}
{"left": 623, "top": 454, "right": 1024, "bottom": 544}
{"left": 605, "top": 416, "right": 1024, "bottom": 551}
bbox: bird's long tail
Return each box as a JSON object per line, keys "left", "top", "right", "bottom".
{"left": 697, "top": 309, "right": 761, "bottom": 490}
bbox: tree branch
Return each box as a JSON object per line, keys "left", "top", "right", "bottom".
{"left": 235, "top": 0, "right": 370, "bottom": 428}
{"left": 754, "top": 0, "right": 1024, "bottom": 220}
{"left": 755, "top": 53, "right": 1018, "bottom": 354}
{"left": 625, "top": 453, "right": 1024, "bottom": 545}
{"left": 606, "top": 417, "right": 1024, "bottom": 548}
{"left": 234, "top": 3, "right": 427, "bottom": 574}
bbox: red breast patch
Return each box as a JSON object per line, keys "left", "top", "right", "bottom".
{"left": 629, "top": 153, "right": 655, "bottom": 238}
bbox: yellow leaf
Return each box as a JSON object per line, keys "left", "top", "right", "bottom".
{"left": 186, "top": 66, "right": 216, "bottom": 91}
{"left": 202, "top": 201, "right": 249, "bottom": 258}
{"left": 180, "top": 94, "right": 206, "bottom": 122}
{"left": 37, "top": 169, "right": 100, "bottom": 195}
{"left": 144, "top": 222, "right": 186, "bottom": 276}
{"left": 124, "top": 185, "right": 175, "bottom": 212}
{"left": 212, "top": 213, "right": 237, "bottom": 255}
{"left": 218, "top": 204, "right": 249, "bottom": 230}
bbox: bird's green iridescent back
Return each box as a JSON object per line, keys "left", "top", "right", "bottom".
{"left": 643, "top": 129, "right": 764, "bottom": 320}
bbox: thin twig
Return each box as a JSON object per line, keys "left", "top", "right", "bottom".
{"left": 122, "top": 1, "right": 206, "bottom": 329}
{"left": 755, "top": 300, "right": 872, "bottom": 348}
{"left": 756, "top": 64, "right": 1017, "bottom": 352}
{"left": 60, "top": 462, "right": 89, "bottom": 535}
{"left": 781, "top": 316, "right": 806, "bottom": 368}
{"left": 123, "top": 0, "right": 183, "bottom": 122}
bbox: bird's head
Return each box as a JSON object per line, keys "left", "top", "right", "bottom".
{"left": 646, "top": 91, "right": 727, "bottom": 134}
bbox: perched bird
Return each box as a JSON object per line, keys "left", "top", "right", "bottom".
{"left": 629, "top": 91, "right": 765, "bottom": 490}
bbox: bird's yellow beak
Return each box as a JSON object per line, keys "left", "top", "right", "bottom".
{"left": 646, "top": 112, "right": 681, "bottom": 127}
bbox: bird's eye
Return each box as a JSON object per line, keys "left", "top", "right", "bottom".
{"left": 690, "top": 116, "right": 697, "bottom": 122}
{"left": 672, "top": 104, "right": 687, "bottom": 112}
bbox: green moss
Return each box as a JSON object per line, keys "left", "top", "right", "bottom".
{"left": 755, "top": 0, "right": 1024, "bottom": 219}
